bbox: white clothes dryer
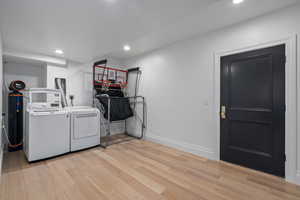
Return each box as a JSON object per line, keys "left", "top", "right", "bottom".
{"left": 67, "top": 107, "right": 100, "bottom": 152}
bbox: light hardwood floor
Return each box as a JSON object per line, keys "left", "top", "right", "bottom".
{"left": 1, "top": 140, "right": 300, "bottom": 200}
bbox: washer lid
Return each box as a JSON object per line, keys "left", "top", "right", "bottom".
{"left": 66, "top": 106, "right": 99, "bottom": 113}
{"left": 29, "top": 110, "right": 68, "bottom": 116}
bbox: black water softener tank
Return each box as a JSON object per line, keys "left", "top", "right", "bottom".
{"left": 8, "top": 80, "right": 26, "bottom": 152}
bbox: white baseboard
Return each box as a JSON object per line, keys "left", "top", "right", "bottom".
{"left": 0, "top": 148, "right": 3, "bottom": 178}
{"left": 146, "top": 134, "right": 215, "bottom": 160}
{"left": 296, "top": 171, "right": 300, "bottom": 185}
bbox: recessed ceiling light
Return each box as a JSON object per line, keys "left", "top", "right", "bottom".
{"left": 123, "top": 45, "right": 131, "bottom": 51}
{"left": 55, "top": 49, "right": 64, "bottom": 55}
{"left": 233, "top": 0, "right": 244, "bottom": 4}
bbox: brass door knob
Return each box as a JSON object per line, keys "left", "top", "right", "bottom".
{"left": 221, "top": 106, "right": 226, "bottom": 119}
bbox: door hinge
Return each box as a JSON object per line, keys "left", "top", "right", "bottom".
{"left": 284, "top": 154, "right": 287, "bottom": 162}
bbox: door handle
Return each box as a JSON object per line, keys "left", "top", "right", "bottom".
{"left": 220, "top": 105, "right": 226, "bottom": 119}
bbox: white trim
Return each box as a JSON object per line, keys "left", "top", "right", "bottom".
{"left": 3, "top": 49, "right": 67, "bottom": 66}
{"left": 146, "top": 134, "right": 215, "bottom": 160}
{"left": 296, "top": 171, "right": 300, "bottom": 185}
{"left": 0, "top": 148, "right": 2, "bottom": 177}
{"left": 0, "top": 114, "right": 2, "bottom": 178}
{"left": 213, "top": 35, "right": 298, "bottom": 184}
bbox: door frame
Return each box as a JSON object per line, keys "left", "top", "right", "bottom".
{"left": 213, "top": 35, "right": 297, "bottom": 183}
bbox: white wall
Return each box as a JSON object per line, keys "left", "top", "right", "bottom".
{"left": 45, "top": 64, "right": 69, "bottom": 106}
{"left": 46, "top": 63, "right": 87, "bottom": 107}
{"left": 46, "top": 64, "right": 68, "bottom": 90}
{"left": 67, "top": 62, "right": 92, "bottom": 106}
{"left": 0, "top": 33, "right": 3, "bottom": 175}
{"left": 2, "top": 61, "right": 46, "bottom": 152}
{"left": 3, "top": 62, "right": 45, "bottom": 90}
{"left": 125, "top": 5, "right": 300, "bottom": 184}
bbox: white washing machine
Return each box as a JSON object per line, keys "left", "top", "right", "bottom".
{"left": 24, "top": 110, "right": 70, "bottom": 162}
{"left": 67, "top": 106, "right": 101, "bottom": 152}
{"left": 24, "top": 89, "right": 70, "bottom": 162}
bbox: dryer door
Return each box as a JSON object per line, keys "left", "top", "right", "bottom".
{"left": 71, "top": 110, "right": 100, "bottom": 151}
{"left": 73, "top": 113, "right": 99, "bottom": 138}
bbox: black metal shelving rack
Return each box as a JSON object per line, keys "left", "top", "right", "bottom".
{"left": 93, "top": 60, "right": 145, "bottom": 148}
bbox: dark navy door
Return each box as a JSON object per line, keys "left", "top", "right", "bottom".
{"left": 220, "top": 45, "right": 286, "bottom": 177}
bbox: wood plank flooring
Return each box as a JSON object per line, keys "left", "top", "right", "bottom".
{"left": 1, "top": 140, "right": 300, "bottom": 200}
